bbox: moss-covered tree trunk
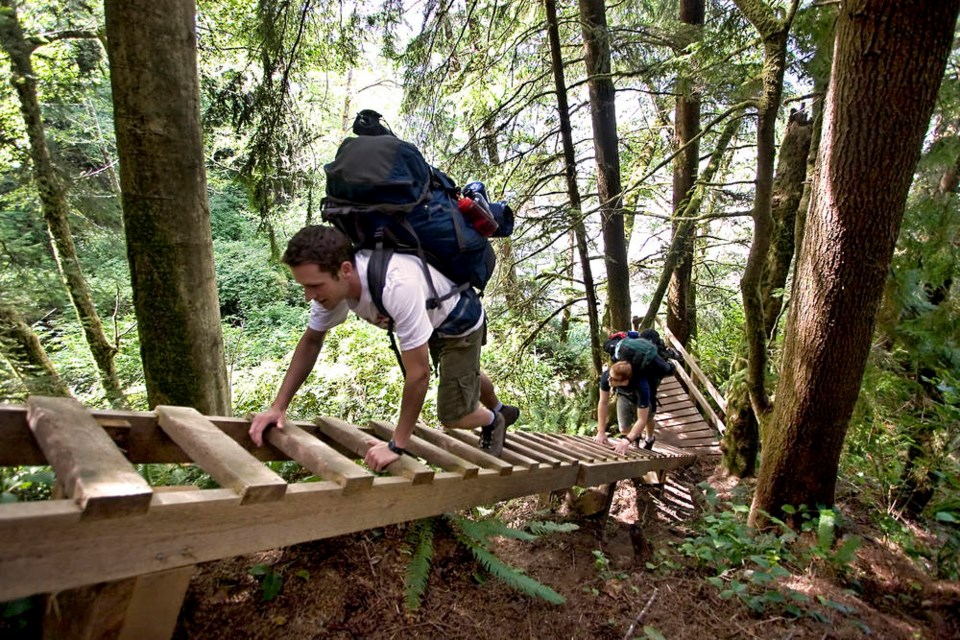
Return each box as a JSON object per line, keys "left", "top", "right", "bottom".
{"left": 0, "top": 301, "right": 71, "bottom": 397}
{"left": 104, "top": 0, "right": 230, "bottom": 414}
{"left": 761, "top": 112, "right": 812, "bottom": 339}
{"left": 0, "top": 1, "right": 125, "bottom": 407}
{"left": 722, "top": 112, "right": 811, "bottom": 476}
{"left": 579, "top": 0, "right": 631, "bottom": 332}
{"left": 640, "top": 114, "right": 742, "bottom": 330}
{"left": 546, "top": 0, "right": 602, "bottom": 376}
{"left": 666, "top": 0, "right": 705, "bottom": 347}
{"left": 750, "top": 0, "right": 960, "bottom": 526}
{"left": 732, "top": 0, "right": 797, "bottom": 423}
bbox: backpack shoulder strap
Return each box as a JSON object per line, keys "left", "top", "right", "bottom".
{"left": 367, "top": 244, "right": 394, "bottom": 321}
{"left": 366, "top": 245, "right": 407, "bottom": 376}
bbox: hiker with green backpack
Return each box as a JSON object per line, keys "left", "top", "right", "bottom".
{"left": 594, "top": 331, "right": 677, "bottom": 454}
{"left": 595, "top": 359, "right": 656, "bottom": 455}
{"left": 249, "top": 111, "right": 518, "bottom": 470}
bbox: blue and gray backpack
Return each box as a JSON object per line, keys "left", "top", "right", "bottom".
{"left": 321, "top": 110, "right": 512, "bottom": 363}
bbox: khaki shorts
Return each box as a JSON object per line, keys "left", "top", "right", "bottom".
{"left": 429, "top": 323, "right": 485, "bottom": 424}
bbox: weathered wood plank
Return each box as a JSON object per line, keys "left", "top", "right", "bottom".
{"left": 657, "top": 406, "right": 701, "bottom": 420}
{"left": 509, "top": 432, "right": 581, "bottom": 464}
{"left": 26, "top": 397, "right": 152, "bottom": 519}
{"left": 576, "top": 451, "right": 695, "bottom": 486}
{"left": 155, "top": 406, "right": 287, "bottom": 505}
{"left": 412, "top": 424, "right": 513, "bottom": 475}
{"left": 266, "top": 422, "right": 373, "bottom": 494}
{"left": 657, "top": 396, "right": 693, "bottom": 411}
{"left": 42, "top": 576, "right": 137, "bottom": 640}
{"left": 0, "top": 466, "right": 589, "bottom": 601}
{"left": 0, "top": 405, "right": 49, "bottom": 464}
{"left": 369, "top": 420, "right": 479, "bottom": 479}
{"left": 661, "top": 325, "right": 728, "bottom": 413}
{"left": 536, "top": 433, "right": 611, "bottom": 461}
{"left": 500, "top": 434, "right": 565, "bottom": 467}
{"left": 656, "top": 414, "right": 709, "bottom": 429}
{"left": 445, "top": 429, "right": 541, "bottom": 469}
{"left": 563, "top": 435, "right": 623, "bottom": 460}
{"left": 673, "top": 362, "right": 727, "bottom": 434}
{"left": 118, "top": 565, "right": 195, "bottom": 640}
{"left": 316, "top": 416, "right": 434, "bottom": 485}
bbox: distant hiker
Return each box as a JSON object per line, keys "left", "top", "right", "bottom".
{"left": 594, "top": 360, "right": 656, "bottom": 455}
{"left": 248, "top": 225, "right": 519, "bottom": 469}
{"left": 596, "top": 329, "right": 678, "bottom": 453}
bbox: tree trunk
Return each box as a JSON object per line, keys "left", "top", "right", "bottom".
{"left": 0, "top": 0, "right": 126, "bottom": 407}
{"left": 750, "top": 0, "right": 960, "bottom": 527}
{"left": 666, "top": 0, "right": 705, "bottom": 347}
{"left": 722, "top": 367, "right": 759, "bottom": 478}
{"left": 579, "top": 0, "right": 631, "bottom": 331}
{"left": 546, "top": 0, "right": 602, "bottom": 375}
{"left": 723, "top": 111, "right": 811, "bottom": 476}
{"left": 0, "top": 302, "right": 71, "bottom": 398}
{"left": 104, "top": 0, "right": 231, "bottom": 414}
{"left": 761, "top": 112, "right": 812, "bottom": 339}
{"left": 732, "top": 0, "right": 796, "bottom": 421}
{"left": 793, "top": 17, "right": 834, "bottom": 265}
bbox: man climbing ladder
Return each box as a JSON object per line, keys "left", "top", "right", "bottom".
{"left": 248, "top": 225, "right": 519, "bottom": 469}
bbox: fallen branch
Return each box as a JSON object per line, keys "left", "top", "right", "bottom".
{"left": 623, "top": 586, "right": 659, "bottom": 640}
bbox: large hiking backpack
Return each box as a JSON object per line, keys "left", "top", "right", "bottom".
{"left": 321, "top": 121, "right": 496, "bottom": 314}
{"left": 612, "top": 337, "right": 659, "bottom": 371}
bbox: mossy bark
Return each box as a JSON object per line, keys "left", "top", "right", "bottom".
{"left": 104, "top": 0, "right": 230, "bottom": 414}
{"left": 666, "top": 0, "right": 705, "bottom": 348}
{"left": 751, "top": 0, "right": 960, "bottom": 526}
{"left": 0, "top": 302, "right": 71, "bottom": 398}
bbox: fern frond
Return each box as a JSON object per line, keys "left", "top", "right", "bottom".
{"left": 528, "top": 521, "right": 580, "bottom": 535}
{"left": 457, "top": 533, "right": 565, "bottom": 605}
{"left": 403, "top": 518, "right": 436, "bottom": 612}
{"left": 449, "top": 514, "right": 537, "bottom": 543}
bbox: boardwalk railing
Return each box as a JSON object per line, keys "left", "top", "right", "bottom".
{"left": 660, "top": 324, "right": 728, "bottom": 435}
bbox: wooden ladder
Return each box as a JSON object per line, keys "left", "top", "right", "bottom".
{"left": 0, "top": 397, "right": 700, "bottom": 639}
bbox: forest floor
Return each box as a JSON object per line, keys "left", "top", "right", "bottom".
{"left": 170, "top": 456, "right": 960, "bottom": 639}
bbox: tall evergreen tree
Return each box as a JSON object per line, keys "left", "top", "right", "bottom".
{"left": 751, "top": 0, "right": 960, "bottom": 526}
{"left": 579, "top": 0, "right": 631, "bottom": 331}
{"left": 104, "top": 0, "right": 230, "bottom": 414}
{"left": 666, "top": 0, "right": 705, "bottom": 347}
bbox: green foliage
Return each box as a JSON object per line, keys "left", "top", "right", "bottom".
{"left": 214, "top": 239, "right": 292, "bottom": 325}
{"left": 0, "top": 466, "right": 54, "bottom": 503}
{"left": 139, "top": 464, "right": 217, "bottom": 489}
{"left": 403, "top": 517, "right": 434, "bottom": 612}
{"left": 668, "top": 485, "right": 864, "bottom": 622}
{"left": 401, "top": 513, "right": 576, "bottom": 611}
{"left": 248, "top": 563, "right": 284, "bottom": 602}
{"left": 689, "top": 301, "right": 746, "bottom": 397}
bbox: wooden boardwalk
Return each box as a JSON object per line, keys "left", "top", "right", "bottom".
{"left": 655, "top": 375, "right": 722, "bottom": 455}
{"left": 0, "top": 329, "right": 724, "bottom": 637}
{"left": 0, "top": 398, "right": 703, "bottom": 604}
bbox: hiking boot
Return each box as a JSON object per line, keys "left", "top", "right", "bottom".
{"left": 479, "top": 411, "right": 507, "bottom": 457}
{"left": 499, "top": 404, "right": 520, "bottom": 428}
{"left": 642, "top": 436, "right": 656, "bottom": 451}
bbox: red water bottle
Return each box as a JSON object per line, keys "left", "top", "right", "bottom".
{"left": 457, "top": 195, "right": 499, "bottom": 237}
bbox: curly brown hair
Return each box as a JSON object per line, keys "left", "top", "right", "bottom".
{"left": 281, "top": 225, "right": 356, "bottom": 276}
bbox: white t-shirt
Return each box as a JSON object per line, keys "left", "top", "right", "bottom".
{"left": 307, "top": 251, "right": 484, "bottom": 351}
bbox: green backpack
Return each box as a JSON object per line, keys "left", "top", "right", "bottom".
{"left": 613, "top": 337, "right": 659, "bottom": 371}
